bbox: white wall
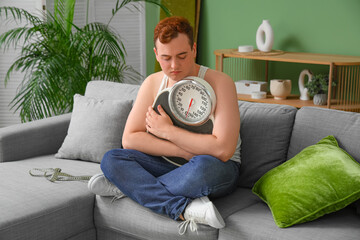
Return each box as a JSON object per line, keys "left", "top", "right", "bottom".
{"left": 0, "top": 0, "right": 43, "bottom": 127}
{"left": 92, "top": 0, "right": 146, "bottom": 79}
{"left": 0, "top": 0, "right": 145, "bottom": 127}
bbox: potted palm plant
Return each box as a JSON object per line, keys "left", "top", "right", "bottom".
{"left": 305, "top": 73, "right": 336, "bottom": 105}
{"left": 0, "top": 0, "right": 170, "bottom": 122}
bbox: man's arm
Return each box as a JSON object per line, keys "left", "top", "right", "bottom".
{"left": 122, "top": 74, "right": 195, "bottom": 160}
{"left": 146, "top": 70, "right": 240, "bottom": 162}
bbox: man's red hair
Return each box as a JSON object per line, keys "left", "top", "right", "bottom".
{"left": 154, "top": 16, "right": 194, "bottom": 48}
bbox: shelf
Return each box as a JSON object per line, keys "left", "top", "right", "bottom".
{"left": 237, "top": 94, "right": 360, "bottom": 111}
{"left": 214, "top": 49, "right": 360, "bottom": 66}
{"left": 237, "top": 94, "right": 328, "bottom": 108}
{"left": 330, "top": 103, "right": 360, "bottom": 111}
{"left": 215, "top": 49, "right": 360, "bottom": 113}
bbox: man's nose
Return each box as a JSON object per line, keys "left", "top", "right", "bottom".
{"left": 171, "top": 58, "right": 179, "bottom": 69}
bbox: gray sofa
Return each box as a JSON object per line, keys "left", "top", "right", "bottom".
{"left": 0, "top": 80, "right": 359, "bottom": 240}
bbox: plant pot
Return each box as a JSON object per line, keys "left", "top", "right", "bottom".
{"left": 313, "top": 94, "right": 327, "bottom": 105}
{"left": 270, "top": 79, "right": 292, "bottom": 100}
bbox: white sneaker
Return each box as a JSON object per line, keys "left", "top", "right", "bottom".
{"left": 178, "top": 196, "right": 225, "bottom": 235}
{"left": 88, "top": 173, "right": 125, "bottom": 199}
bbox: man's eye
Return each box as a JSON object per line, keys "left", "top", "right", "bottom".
{"left": 178, "top": 55, "right": 187, "bottom": 60}
{"left": 163, "top": 57, "right": 171, "bottom": 61}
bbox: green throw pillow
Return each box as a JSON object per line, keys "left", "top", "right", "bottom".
{"left": 252, "top": 135, "right": 360, "bottom": 228}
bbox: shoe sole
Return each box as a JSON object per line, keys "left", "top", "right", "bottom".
{"left": 88, "top": 173, "right": 104, "bottom": 192}
{"left": 200, "top": 196, "right": 225, "bottom": 228}
{"left": 88, "top": 173, "right": 125, "bottom": 199}
{"left": 209, "top": 202, "right": 225, "bottom": 228}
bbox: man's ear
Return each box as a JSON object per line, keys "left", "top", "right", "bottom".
{"left": 154, "top": 47, "right": 159, "bottom": 62}
{"left": 192, "top": 42, "right": 197, "bottom": 58}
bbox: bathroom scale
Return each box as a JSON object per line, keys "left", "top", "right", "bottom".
{"left": 152, "top": 76, "right": 216, "bottom": 166}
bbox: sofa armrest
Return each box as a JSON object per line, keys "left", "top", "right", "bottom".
{"left": 0, "top": 113, "right": 71, "bottom": 162}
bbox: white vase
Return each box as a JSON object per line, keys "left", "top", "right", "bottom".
{"left": 270, "top": 79, "right": 292, "bottom": 100}
{"left": 298, "top": 69, "right": 313, "bottom": 101}
{"left": 256, "top": 20, "right": 274, "bottom": 52}
{"left": 313, "top": 94, "right": 327, "bottom": 105}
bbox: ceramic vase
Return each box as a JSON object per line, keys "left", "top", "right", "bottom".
{"left": 270, "top": 79, "right": 292, "bottom": 100}
{"left": 313, "top": 94, "right": 327, "bottom": 105}
{"left": 298, "top": 69, "right": 313, "bottom": 100}
{"left": 256, "top": 20, "right": 274, "bottom": 52}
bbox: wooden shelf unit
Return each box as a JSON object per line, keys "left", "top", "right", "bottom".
{"left": 214, "top": 49, "right": 360, "bottom": 112}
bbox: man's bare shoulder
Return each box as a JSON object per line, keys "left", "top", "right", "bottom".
{"left": 205, "top": 68, "right": 235, "bottom": 90}
{"left": 142, "top": 71, "right": 164, "bottom": 86}
{"left": 138, "top": 71, "right": 165, "bottom": 96}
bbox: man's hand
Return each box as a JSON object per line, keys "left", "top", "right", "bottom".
{"left": 146, "top": 105, "right": 173, "bottom": 140}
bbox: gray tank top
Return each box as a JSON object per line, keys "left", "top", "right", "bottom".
{"left": 157, "top": 66, "right": 241, "bottom": 163}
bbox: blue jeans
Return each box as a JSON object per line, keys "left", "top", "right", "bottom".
{"left": 100, "top": 149, "right": 240, "bottom": 220}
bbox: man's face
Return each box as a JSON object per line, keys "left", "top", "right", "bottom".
{"left": 154, "top": 33, "right": 196, "bottom": 82}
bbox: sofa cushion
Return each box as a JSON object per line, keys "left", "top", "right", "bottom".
{"left": 56, "top": 94, "right": 133, "bottom": 163}
{"left": 288, "top": 107, "right": 360, "bottom": 164}
{"left": 94, "top": 196, "right": 218, "bottom": 240}
{"left": 0, "top": 155, "right": 101, "bottom": 240}
{"left": 94, "top": 188, "right": 259, "bottom": 240}
{"left": 237, "top": 101, "right": 297, "bottom": 188}
{"left": 95, "top": 188, "right": 261, "bottom": 240}
{"left": 252, "top": 135, "right": 360, "bottom": 228}
{"left": 288, "top": 107, "right": 360, "bottom": 217}
{"left": 219, "top": 202, "right": 360, "bottom": 240}
{"left": 213, "top": 187, "right": 260, "bottom": 219}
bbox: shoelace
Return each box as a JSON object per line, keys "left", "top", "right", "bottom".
{"left": 178, "top": 218, "right": 198, "bottom": 235}
{"left": 111, "top": 194, "right": 126, "bottom": 203}
{"left": 29, "top": 168, "right": 92, "bottom": 182}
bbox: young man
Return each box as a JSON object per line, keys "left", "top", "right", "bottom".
{"left": 88, "top": 16, "right": 241, "bottom": 234}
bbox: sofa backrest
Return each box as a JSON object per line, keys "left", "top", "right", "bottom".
{"left": 83, "top": 81, "right": 301, "bottom": 189}
{"left": 288, "top": 107, "right": 360, "bottom": 164}
{"left": 237, "top": 101, "right": 297, "bottom": 188}
{"left": 85, "top": 81, "right": 140, "bottom": 101}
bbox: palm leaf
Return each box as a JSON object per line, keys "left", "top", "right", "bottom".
{"left": 83, "top": 22, "right": 126, "bottom": 60}
{"left": 0, "top": 6, "right": 41, "bottom": 25}
{"left": 108, "top": 0, "right": 171, "bottom": 25}
{"left": 53, "top": 0, "right": 76, "bottom": 36}
{"left": 1, "top": 1, "right": 170, "bottom": 122}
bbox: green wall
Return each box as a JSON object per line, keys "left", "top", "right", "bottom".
{"left": 146, "top": 0, "right": 360, "bottom": 93}
{"left": 196, "top": 0, "right": 360, "bottom": 93}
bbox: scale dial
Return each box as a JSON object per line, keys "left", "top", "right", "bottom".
{"left": 168, "top": 77, "right": 216, "bottom": 126}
